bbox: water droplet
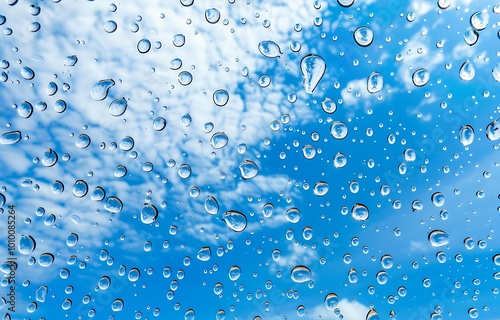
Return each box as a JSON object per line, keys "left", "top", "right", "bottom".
{"left": 291, "top": 265, "right": 311, "bottom": 283}
{"left": 330, "top": 121, "right": 348, "bottom": 139}
{"left": 486, "top": 118, "right": 500, "bottom": 140}
{"left": 91, "top": 186, "right": 106, "bottom": 201}
{"left": 119, "top": 136, "right": 134, "bottom": 151}
{"left": 313, "top": 181, "right": 329, "bottom": 196}
{"left": 114, "top": 165, "right": 127, "bottom": 178}
{"left": 228, "top": 266, "right": 241, "bottom": 281}
{"left": 180, "top": 0, "right": 194, "bottom": 7}
{"left": 459, "top": 60, "right": 475, "bottom": 81}
{"left": 366, "top": 309, "right": 380, "bottom": 320}
{"left": 63, "top": 55, "right": 78, "bottom": 66}
{"left": 353, "top": 26, "right": 374, "bottom": 47}
{"left": 403, "top": 148, "right": 416, "bottom": 162}
{"left": 412, "top": 68, "right": 430, "bottom": 86}
{"left": 141, "top": 203, "right": 158, "bottom": 224}
{"left": 333, "top": 152, "right": 347, "bottom": 168}
{"left": 428, "top": 230, "right": 449, "bottom": 247}
{"left": 53, "top": 99, "right": 67, "bottom": 113}
{"left": 213, "top": 89, "right": 229, "bottom": 107}
{"left": 104, "top": 20, "right": 117, "bottom": 33}
{"left": 352, "top": 203, "right": 369, "bottom": 221}
{"left": 464, "top": 28, "right": 479, "bottom": 46}
{"left": 459, "top": 125, "right": 475, "bottom": 146}
{"left": 21, "top": 66, "right": 35, "bottom": 80}
{"left": 438, "top": 0, "right": 451, "bottom": 9}
{"left": 19, "top": 235, "right": 36, "bottom": 254}
{"left": 91, "top": 79, "right": 115, "bottom": 101}
{"left": 321, "top": 98, "right": 337, "bottom": 113}
{"left": 381, "top": 254, "right": 393, "bottom": 269}
{"left": 111, "top": 299, "right": 124, "bottom": 312}
{"left": 128, "top": 268, "right": 140, "bottom": 282}
{"left": 173, "top": 34, "right": 186, "bottom": 47}
{"left": 72, "top": 180, "right": 88, "bottom": 198}
{"left": 109, "top": 98, "right": 127, "bottom": 116}
{"left": 348, "top": 269, "right": 358, "bottom": 283}
{"left": 324, "top": 293, "right": 339, "bottom": 310}
{"left": 170, "top": 58, "right": 182, "bottom": 70}
{"left": 367, "top": 71, "right": 383, "bottom": 93}
{"left": 337, "top": 0, "right": 354, "bottom": 7}
{"left": 1, "top": 130, "right": 22, "bottom": 144}
{"left": 152, "top": 117, "right": 167, "bottom": 131}
{"left": 197, "top": 246, "right": 212, "bottom": 261}
{"left": 38, "top": 253, "right": 54, "bottom": 267}
{"left": 492, "top": 254, "right": 500, "bottom": 266}
{"left": 470, "top": 10, "right": 489, "bottom": 30}
{"left": 18, "top": 101, "right": 33, "bottom": 118}
{"left": 204, "top": 196, "right": 219, "bottom": 215}
{"left": 36, "top": 286, "right": 47, "bottom": 302}
{"left": 223, "top": 210, "right": 247, "bottom": 232}
{"left": 178, "top": 71, "right": 193, "bottom": 85}
{"left": 98, "top": 276, "right": 111, "bottom": 290}
{"left": 104, "top": 196, "right": 123, "bottom": 213}
{"left": 178, "top": 164, "right": 192, "bottom": 178}
{"left": 137, "top": 38, "right": 151, "bottom": 53}
{"left": 75, "top": 134, "right": 91, "bottom": 149}
{"left": 300, "top": 54, "right": 326, "bottom": 94}
{"left": 42, "top": 149, "right": 58, "bottom": 167}
{"left": 66, "top": 233, "right": 79, "bottom": 247}
{"left": 493, "top": 62, "right": 500, "bottom": 82}
{"left": 302, "top": 145, "right": 316, "bottom": 159}
{"left": 205, "top": 8, "right": 221, "bottom": 24}
{"left": 258, "top": 74, "right": 271, "bottom": 88}
{"left": 51, "top": 180, "right": 64, "bottom": 194}
{"left": 185, "top": 309, "right": 195, "bottom": 320}
{"left": 376, "top": 270, "right": 388, "bottom": 284}
{"left": 210, "top": 132, "right": 229, "bottom": 149}
{"left": 258, "top": 41, "right": 282, "bottom": 58}
{"left": 285, "top": 207, "right": 301, "bottom": 223}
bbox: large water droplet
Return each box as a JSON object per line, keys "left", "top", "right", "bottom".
{"left": 437, "top": 0, "right": 451, "bottom": 9}
{"left": 178, "top": 164, "right": 192, "bottom": 178}
{"left": 258, "top": 40, "right": 282, "bottom": 58}
{"left": 19, "top": 235, "right": 36, "bottom": 254}
{"left": 38, "top": 253, "right": 54, "bottom": 267}
{"left": 302, "top": 144, "right": 316, "bottom": 159}
{"left": 141, "top": 204, "right": 158, "bottom": 224}
{"left": 210, "top": 132, "right": 229, "bottom": 149}
{"left": 285, "top": 207, "right": 301, "bottom": 223}
{"left": 137, "top": 38, "right": 151, "bottom": 54}
{"left": 104, "top": 196, "right": 123, "bottom": 213}
{"left": 324, "top": 293, "right": 339, "bottom": 310}
{"left": 291, "top": 265, "right": 311, "bottom": 283}
{"left": 321, "top": 98, "right": 337, "bottom": 114}
{"left": 239, "top": 160, "right": 259, "bottom": 179}
{"left": 119, "top": 136, "right": 134, "bottom": 151}
{"left": 223, "top": 210, "right": 247, "bottom": 232}
{"left": 109, "top": 98, "right": 128, "bottom": 116}
{"left": 352, "top": 203, "right": 369, "bottom": 221}
{"left": 91, "top": 186, "right": 106, "bottom": 201}
{"left": 412, "top": 68, "right": 430, "bottom": 86}
{"left": 353, "top": 26, "right": 374, "bottom": 47}
{"left": 173, "top": 34, "right": 186, "bottom": 47}
{"left": 91, "top": 79, "right": 115, "bottom": 101}
{"left": 376, "top": 270, "right": 388, "bottom": 284}
{"left": 464, "top": 28, "right": 479, "bottom": 46}
{"left": 486, "top": 118, "right": 500, "bottom": 140}
{"left": 228, "top": 266, "right": 241, "bottom": 281}
{"left": 459, "top": 60, "right": 475, "bottom": 81}
{"left": 36, "top": 286, "right": 47, "bottom": 302}
{"left": 66, "top": 233, "right": 79, "bottom": 247}
{"left": 42, "top": 149, "right": 58, "bottom": 167}
{"left": 21, "top": 66, "right": 35, "bottom": 80}
{"left": 366, "top": 309, "right": 380, "bottom": 320}
{"left": 104, "top": 20, "right": 117, "bottom": 33}
{"left": 470, "top": 10, "right": 489, "bottom": 30}
{"left": 111, "top": 299, "right": 124, "bottom": 312}
{"left": 428, "top": 230, "right": 449, "bottom": 247}
{"left": 75, "top": 134, "right": 91, "bottom": 149}
{"left": 337, "top": 0, "right": 354, "bottom": 7}
{"left": 313, "top": 181, "right": 329, "bottom": 196}
{"left": 204, "top": 196, "right": 219, "bottom": 215}
{"left": 330, "top": 121, "right": 348, "bottom": 139}
{"left": 72, "top": 180, "right": 88, "bottom": 198}
{"left": 63, "top": 55, "right": 78, "bottom": 66}
{"left": 18, "top": 101, "right": 33, "bottom": 118}
{"left": 459, "top": 125, "right": 475, "bottom": 146}
{"left": 367, "top": 71, "right": 383, "bottom": 93}
{"left": 197, "top": 247, "right": 212, "bottom": 261}
{"left": 205, "top": 8, "right": 221, "bottom": 24}
{"left": 381, "top": 254, "right": 393, "bottom": 269}
{"left": 98, "top": 276, "right": 111, "bottom": 290}
{"left": 213, "top": 89, "right": 229, "bottom": 107}
{"left": 1, "top": 130, "right": 22, "bottom": 144}
{"left": 333, "top": 152, "right": 347, "bottom": 168}
{"left": 128, "top": 268, "right": 140, "bottom": 282}
{"left": 300, "top": 54, "right": 326, "bottom": 94}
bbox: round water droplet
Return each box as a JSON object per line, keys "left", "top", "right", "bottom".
{"left": 492, "top": 62, "right": 500, "bottom": 82}
{"left": 119, "top": 136, "right": 134, "bottom": 151}
{"left": 137, "top": 38, "right": 151, "bottom": 54}
{"left": 321, "top": 98, "right": 336, "bottom": 114}
{"left": 178, "top": 71, "right": 192, "bottom": 85}
{"left": 313, "top": 181, "right": 329, "bottom": 196}
{"left": 51, "top": 180, "right": 64, "bottom": 194}
{"left": 403, "top": 148, "right": 416, "bottom": 162}
{"left": 330, "top": 121, "right": 348, "bottom": 139}
{"left": 258, "top": 40, "right": 282, "bottom": 58}
{"left": 438, "top": 0, "right": 451, "bottom": 9}
{"left": 223, "top": 210, "right": 247, "bottom": 232}
{"left": 262, "top": 203, "right": 274, "bottom": 218}
{"left": 53, "top": 99, "right": 67, "bottom": 113}
{"left": 353, "top": 26, "right": 374, "bottom": 47}
{"left": 486, "top": 118, "right": 500, "bottom": 141}
{"left": 18, "top": 101, "right": 33, "bottom": 118}
{"left": 431, "top": 192, "right": 445, "bottom": 207}
{"left": 459, "top": 125, "right": 475, "bottom": 146}
{"left": 352, "top": 203, "right": 369, "bottom": 221}
{"left": 185, "top": 309, "right": 195, "bottom": 320}
{"left": 333, "top": 152, "right": 347, "bottom": 168}
{"left": 464, "top": 28, "right": 479, "bottom": 46}
{"left": 228, "top": 266, "right": 241, "bottom": 281}
{"left": 470, "top": 10, "right": 489, "bottom": 30}
{"left": 376, "top": 270, "right": 388, "bottom": 284}
{"left": 111, "top": 299, "right": 124, "bottom": 312}
{"left": 91, "top": 186, "right": 106, "bottom": 201}
{"left": 213, "top": 89, "right": 229, "bottom": 107}
{"left": 98, "top": 276, "right": 111, "bottom": 290}
{"left": 91, "top": 79, "right": 115, "bottom": 101}
{"left": 109, "top": 98, "right": 127, "bottom": 116}
{"left": 204, "top": 196, "right": 219, "bottom": 215}
{"left": 152, "top": 117, "right": 166, "bottom": 131}
{"left": 291, "top": 265, "right": 311, "bottom": 283}
{"left": 300, "top": 54, "right": 326, "bottom": 94}
{"left": 258, "top": 74, "right": 271, "bottom": 88}
{"left": 19, "top": 235, "right": 36, "bottom": 254}
{"left": 205, "top": 8, "right": 221, "bottom": 24}
{"left": 114, "top": 165, "right": 127, "bottom": 178}
{"left": 104, "top": 20, "right": 117, "bottom": 33}
{"left": 239, "top": 160, "right": 259, "bottom": 179}
{"left": 302, "top": 145, "right": 316, "bottom": 159}
{"left": 72, "top": 180, "right": 88, "bottom": 198}
{"left": 428, "top": 230, "right": 449, "bottom": 247}
{"left": 66, "top": 233, "right": 79, "bottom": 247}
{"left": 381, "top": 254, "right": 393, "bottom": 269}
{"left": 75, "top": 134, "right": 91, "bottom": 149}
{"left": 173, "top": 34, "right": 186, "bottom": 47}
{"left": 141, "top": 204, "right": 158, "bottom": 224}
{"left": 42, "top": 149, "right": 58, "bottom": 167}
{"left": 21, "top": 66, "right": 35, "bottom": 80}
{"left": 285, "top": 207, "right": 301, "bottom": 223}
{"left": 412, "top": 68, "right": 430, "bottom": 87}
{"left": 197, "top": 246, "right": 212, "bottom": 261}
{"left": 348, "top": 269, "right": 358, "bottom": 283}
{"left": 170, "top": 58, "right": 182, "bottom": 70}
{"left": 1, "top": 130, "right": 22, "bottom": 144}
{"left": 210, "top": 132, "right": 229, "bottom": 149}
{"left": 324, "top": 293, "right": 339, "bottom": 310}
{"left": 459, "top": 60, "right": 475, "bottom": 81}
{"left": 337, "top": 0, "right": 354, "bottom": 7}
{"left": 178, "top": 164, "right": 192, "bottom": 179}
{"left": 493, "top": 254, "right": 500, "bottom": 266}
{"left": 180, "top": 0, "right": 194, "bottom": 7}
{"left": 38, "top": 253, "right": 54, "bottom": 267}
{"left": 367, "top": 71, "right": 383, "bottom": 93}
{"left": 104, "top": 196, "right": 123, "bottom": 213}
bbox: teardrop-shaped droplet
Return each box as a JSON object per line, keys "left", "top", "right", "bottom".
{"left": 18, "top": 101, "right": 33, "bottom": 118}
{"left": 210, "top": 132, "right": 229, "bottom": 149}
{"left": 204, "top": 196, "right": 219, "bottom": 215}
{"left": 63, "top": 55, "right": 78, "bottom": 66}
{"left": 42, "top": 149, "right": 58, "bottom": 167}
{"left": 91, "top": 79, "right": 115, "bottom": 101}
{"left": 291, "top": 265, "right": 311, "bottom": 283}
{"left": 333, "top": 152, "right": 347, "bottom": 168}
{"left": 353, "top": 26, "right": 374, "bottom": 47}
{"left": 228, "top": 266, "right": 241, "bottom": 281}
{"left": 75, "top": 134, "right": 91, "bottom": 149}
{"left": 313, "top": 181, "right": 329, "bottom": 196}
{"left": 463, "top": 28, "right": 479, "bottom": 46}
{"left": 19, "top": 234, "right": 36, "bottom": 254}
{"left": 324, "top": 293, "right": 339, "bottom": 310}
{"left": 300, "top": 54, "right": 326, "bottom": 94}
{"left": 213, "top": 89, "right": 229, "bottom": 107}
{"left": 459, "top": 60, "right": 475, "bottom": 81}
{"left": 223, "top": 210, "right": 248, "bottom": 232}
{"left": 91, "top": 186, "right": 106, "bottom": 201}
{"left": 141, "top": 203, "right": 158, "bottom": 224}
{"left": 239, "top": 160, "right": 259, "bottom": 179}
{"left": 1, "top": 130, "right": 22, "bottom": 144}
{"left": 197, "top": 246, "right": 212, "bottom": 261}
{"left": 352, "top": 203, "right": 369, "bottom": 221}
{"left": 459, "top": 125, "right": 474, "bottom": 146}
{"left": 486, "top": 118, "right": 500, "bottom": 141}
{"left": 412, "top": 68, "right": 430, "bottom": 86}
{"left": 330, "top": 121, "right": 348, "bottom": 139}
{"left": 205, "top": 8, "right": 221, "bottom": 24}
{"left": 21, "top": 66, "right": 35, "bottom": 80}
{"left": 367, "top": 71, "right": 383, "bottom": 93}
{"left": 109, "top": 98, "right": 127, "bottom": 116}
{"left": 470, "top": 10, "right": 489, "bottom": 30}
{"left": 428, "top": 230, "right": 449, "bottom": 247}
{"left": 104, "top": 196, "right": 123, "bottom": 213}
{"left": 366, "top": 309, "right": 380, "bottom": 320}
{"left": 72, "top": 180, "right": 88, "bottom": 198}
{"left": 258, "top": 40, "right": 282, "bottom": 58}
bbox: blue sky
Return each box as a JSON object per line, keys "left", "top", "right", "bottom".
{"left": 0, "top": 0, "right": 499, "bottom": 319}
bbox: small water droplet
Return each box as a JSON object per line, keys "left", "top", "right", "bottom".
{"left": 313, "top": 181, "right": 329, "bottom": 196}
{"left": 321, "top": 98, "right": 336, "bottom": 113}
{"left": 228, "top": 266, "right": 241, "bottom": 281}
{"left": 285, "top": 207, "right": 301, "bottom": 223}
{"left": 197, "top": 246, "right": 212, "bottom": 261}
{"left": 66, "top": 233, "right": 79, "bottom": 247}
{"left": 324, "top": 293, "right": 339, "bottom": 310}
{"left": 464, "top": 28, "right": 479, "bottom": 46}
{"left": 170, "top": 58, "right": 182, "bottom": 70}
{"left": 141, "top": 203, "right": 158, "bottom": 224}
{"left": 104, "top": 196, "right": 123, "bottom": 213}
{"left": 300, "top": 54, "right": 326, "bottom": 94}
{"left": 291, "top": 265, "right": 311, "bottom": 283}
{"left": 19, "top": 235, "right": 36, "bottom": 254}
{"left": 63, "top": 55, "right": 78, "bottom": 66}
{"left": 412, "top": 68, "right": 430, "bottom": 86}
{"left": 205, "top": 196, "right": 219, "bottom": 215}
{"left": 205, "top": 8, "right": 221, "bottom": 24}
{"left": 173, "top": 34, "right": 186, "bottom": 47}
{"left": 21, "top": 66, "right": 35, "bottom": 80}
{"left": 330, "top": 121, "right": 348, "bottom": 139}
{"left": 111, "top": 299, "right": 124, "bottom": 312}
{"left": 38, "top": 253, "right": 54, "bottom": 267}
{"left": 213, "top": 89, "right": 229, "bottom": 107}
{"left": 72, "top": 180, "right": 88, "bottom": 198}
{"left": 352, "top": 203, "right": 369, "bottom": 221}
{"left": 18, "top": 101, "right": 33, "bottom": 118}
{"left": 367, "top": 71, "right": 383, "bottom": 93}
{"left": 137, "top": 38, "right": 151, "bottom": 54}
{"left": 104, "top": 20, "right": 117, "bottom": 33}
{"left": 178, "top": 71, "right": 192, "bottom": 85}
{"left": 333, "top": 152, "right": 347, "bottom": 168}
{"left": 459, "top": 125, "right": 475, "bottom": 146}
{"left": 91, "top": 186, "right": 106, "bottom": 201}
{"left": 75, "top": 134, "right": 91, "bottom": 149}
{"left": 486, "top": 118, "right": 500, "bottom": 140}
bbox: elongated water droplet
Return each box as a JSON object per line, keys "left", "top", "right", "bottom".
{"left": 330, "top": 121, "right": 348, "bottom": 139}
{"left": 141, "top": 203, "right": 158, "bottom": 224}
{"left": 210, "top": 132, "right": 228, "bottom": 149}
{"left": 352, "top": 203, "right": 369, "bottom": 221}
{"left": 412, "top": 68, "right": 430, "bottom": 86}
{"left": 258, "top": 40, "right": 282, "bottom": 58}
{"left": 213, "top": 89, "right": 229, "bottom": 107}
{"left": 1, "top": 130, "right": 22, "bottom": 144}
{"left": 493, "top": 62, "right": 500, "bottom": 82}
{"left": 470, "top": 10, "right": 489, "bottom": 30}
{"left": 47, "top": 81, "right": 58, "bottom": 96}
{"left": 42, "top": 149, "right": 58, "bottom": 167}
{"left": 239, "top": 160, "right": 259, "bottom": 179}
{"left": 204, "top": 196, "right": 219, "bottom": 215}
{"left": 486, "top": 118, "right": 500, "bottom": 140}
{"left": 205, "top": 8, "right": 221, "bottom": 24}
{"left": 21, "top": 66, "right": 35, "bottom": 80}
{"left": 63, "top": 55, "right": 78, "bottom": 66}
{"left": 109, "top": 98, "right": 127, "bottom": 116}
{"left": 19, "top": 235, "right": 36, "bottom": 254}
{"left": 459, "top": 125, "right": 475, "bottom": 146}
{"left": 197, "top": 246, "right": 212, "bottom": 261}
{"left": 366, "top": 309, "right": 380, "bottom": 320}
{"left": 367, "top": 71, "right": 383, "bottom": 93}
{"left": 354, "top": 26, "right": 374, "bottom": 47}
{"left": 464, "top": 28, "right": 479, "bottom": 46}
{"left": 223, "top": 210, "right": 247, "bottom": 232}
{"left": 291, "top": 265, "right": 311, "bottom": 283}
{"left": 300, "top": 54, "right": 326, "bottom": 94}
{"left": 459, "top": 60, "right": 475, "bottom": 81}
{"left": 91, "top": 79, "right": 115, "bottom": 101}
{"left": 75, "top": 134, "right": 91, "bottom": 149}
{"left": 428, "top": 230, "right": 449, "bottom": 247}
